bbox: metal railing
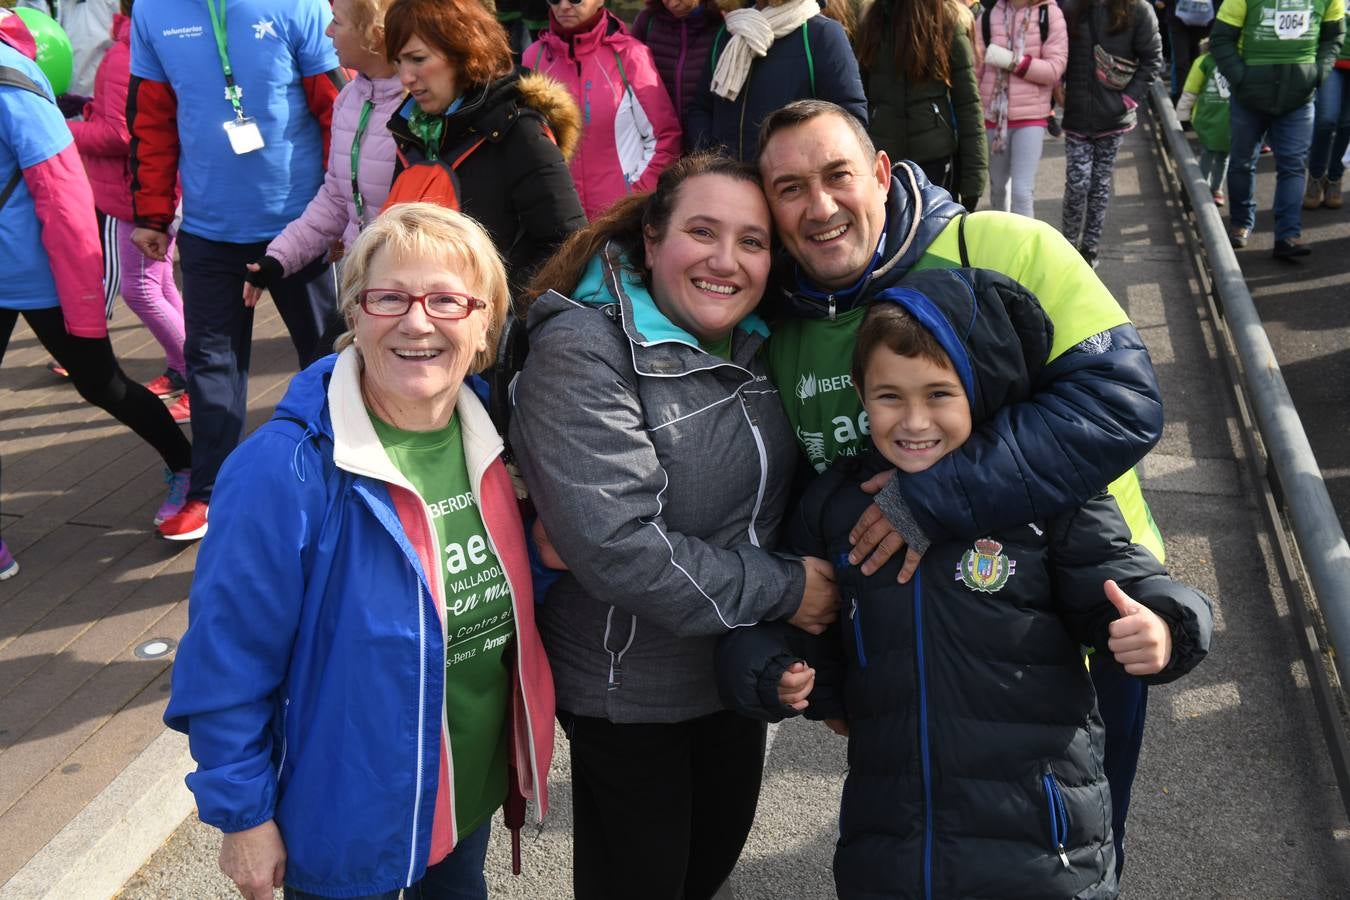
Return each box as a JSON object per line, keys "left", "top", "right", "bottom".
{"left": 1147, "top": 81, "right": 1350, "bottom": 805}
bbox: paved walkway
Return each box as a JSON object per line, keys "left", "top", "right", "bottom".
{"left": 2, "top": 108, "right": 1348, "bottom": 899}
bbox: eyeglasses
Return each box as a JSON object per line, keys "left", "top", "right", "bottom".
{"left": 546, "top": 0, "right": 585, "bottom": 7}
{"left": 359, "top": 289, "right": 487, "bottom": 320}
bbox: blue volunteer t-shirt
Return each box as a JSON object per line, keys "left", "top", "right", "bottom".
{"left": 0, "top": 42, "right": 64, "bottom": 311}
{"left": 129, "top": 0, "right": 338, "bottom": 242}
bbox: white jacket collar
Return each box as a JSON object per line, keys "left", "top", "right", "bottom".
{"left": 327, "top": 347, "right": 504, "bottom": 486}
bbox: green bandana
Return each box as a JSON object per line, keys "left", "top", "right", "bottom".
{"left": 407, "top": 107, "right": 445, "bottom": 161}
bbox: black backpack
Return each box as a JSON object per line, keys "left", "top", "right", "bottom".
{"left": 980, "top": 0, "right": 1051, "bottom": 48}
{"left": 0, "top": 65, "right": 52, "bottom": 210}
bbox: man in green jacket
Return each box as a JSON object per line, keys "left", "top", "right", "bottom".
{"left": 1209, "top": 0, "right": 1345, "bottom": 257}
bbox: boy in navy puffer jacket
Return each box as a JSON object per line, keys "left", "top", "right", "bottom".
{"left": 716, "top": 267, "right": 1213, "bottom": 900}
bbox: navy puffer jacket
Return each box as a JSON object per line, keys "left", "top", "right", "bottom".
{"left": 718, "top": 267, "right": 1213, "bottom": 899}
{"left": 684, "top": 13, "right": 867, "bottom": 161}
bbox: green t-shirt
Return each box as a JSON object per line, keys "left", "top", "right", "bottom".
{"left": 699, "top": 331, "right": 734, "bottom": 359}
{"left": 1218, "top": 0, "right": 1343, "bottom": 66}
{"left": 370, "top": 412, "right": 515, "bottom": 839}
{"left": 1184, "top": 54, "right": 1232, "bottom": 153}
{"left": 763, "top": 305, "right": 870, "bottom": 473}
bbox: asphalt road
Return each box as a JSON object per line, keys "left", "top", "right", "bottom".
{"left": 1224, "top": 154, "right": 1350, "bottom": 539}
{"left": 117, "top": 115, "right": 1350, "bottom": 899}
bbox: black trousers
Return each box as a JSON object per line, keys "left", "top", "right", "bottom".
{"left": 0, "top": 305, "right": 193, "bottom": 520}
{"left": 561, "top": 709, "right": 767, "bottom": 900}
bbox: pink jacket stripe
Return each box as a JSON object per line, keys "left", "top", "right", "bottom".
{"left": 27, "top": 147, "right": 106, "bottom": 338}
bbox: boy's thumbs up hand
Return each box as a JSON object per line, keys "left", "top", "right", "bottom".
{"left": 1105, "top": 579, "right": 1173, "bottom": 675}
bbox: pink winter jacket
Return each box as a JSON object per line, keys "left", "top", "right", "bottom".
{"left": 266, "top": 73, "right": 404, "bottom": 276}
{"left": 68, "top": 14, "right": 135, "bottom": 222}
{"left": 525, "top": 10, "right": 681, "bottom": 220}
{"left": 976, "top": 0, "right": 1069, "bottom": 124}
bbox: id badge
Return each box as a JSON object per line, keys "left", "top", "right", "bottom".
{"left": 224, "top": 117, "right": 265, "bottom": 155}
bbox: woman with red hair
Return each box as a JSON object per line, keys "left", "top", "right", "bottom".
{"left": 383, "top": 0, "right": 586, "bottom": 293}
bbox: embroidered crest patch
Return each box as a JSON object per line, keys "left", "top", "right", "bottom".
{"left": 956, "top": 538, "right": 1016, "bottom": 593}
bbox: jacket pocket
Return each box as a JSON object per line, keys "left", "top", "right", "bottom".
{"left": 1041, "top": 762, "right": 1071, "bottom": 869}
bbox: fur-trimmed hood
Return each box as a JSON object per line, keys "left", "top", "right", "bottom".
{"left": 516, "top": 69, "right": 581, "bottom": 162}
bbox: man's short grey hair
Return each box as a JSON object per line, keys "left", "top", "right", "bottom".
{"left": 755, "top": 100, "right": 878, "bottom": 170}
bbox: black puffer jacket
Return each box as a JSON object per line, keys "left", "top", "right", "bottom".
{"left": 1061, "top": 0, "right": 1163, "bottom": 137}
{"left": 387, "top": 68, "right": 587, "bottom": 290}
{"left": 719, "top": 267, "right": 1213, "bottom": 900}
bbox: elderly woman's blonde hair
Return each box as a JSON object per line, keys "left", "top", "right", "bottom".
{"left": 347, "top": 0, "right": 396, "bottom": 55}
{"left": 335, "top": 203, "right": 510, "bottom": 375}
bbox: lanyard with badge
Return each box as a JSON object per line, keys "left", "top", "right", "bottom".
{"left": 207, "top": 0, "right": 265, "bottom": 154}
{"left": 351, "top": 100, "right": 374, "bottom": 224}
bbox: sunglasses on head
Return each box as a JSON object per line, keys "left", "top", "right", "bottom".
{"left": 546, "top": 0, "right": 585, "bottom": 6}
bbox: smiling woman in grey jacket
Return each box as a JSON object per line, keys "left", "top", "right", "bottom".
{"left": 510, "top": 153, "right": 840, "bottom": 900}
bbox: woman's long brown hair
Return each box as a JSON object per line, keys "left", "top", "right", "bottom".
{"left": 856, "top": 0, "right": 958, "bottom": 87}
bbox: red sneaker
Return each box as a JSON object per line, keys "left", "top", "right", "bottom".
{"left": 158, "top": 499, "right": 208, "bottom": 541}
{"left": 168, "top": 392, "right": 190, "bottom": 424}
{"left": 146, "top": 370, "right": 186, "bottom": 398}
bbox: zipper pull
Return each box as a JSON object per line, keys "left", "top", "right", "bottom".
{"left": 1057, "top": 843, "right": 1070, "bottom": 869}
{"left": 849, "top": 596, "right": 858, "bottom": 620}
{"left": 828, "top": 295, "right": 837, "bottom": 321}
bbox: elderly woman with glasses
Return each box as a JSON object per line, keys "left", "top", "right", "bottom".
{"left": 164, "top": 203, "right": 555, "bottom": 900}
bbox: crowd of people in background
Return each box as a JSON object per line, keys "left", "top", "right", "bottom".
{"left": 12, "top": 0, "right": 1325, "bottom": 894}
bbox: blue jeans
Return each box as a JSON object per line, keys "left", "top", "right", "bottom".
{"left": 1227, "top": 98, "right": 1316, "bottom": 240}
{"left": 282, "top": 821, "right": 492, "bottom": 900}
{"left": 1308, "top": 69, "right": 1350, "bottom": 181}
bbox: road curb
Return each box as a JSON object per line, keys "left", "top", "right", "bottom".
{"left": 0, "top": 728, "right": 194, "bottom": 900}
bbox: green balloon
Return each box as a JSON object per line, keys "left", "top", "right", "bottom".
{"left": 15, "top": 7, "right": 73, "bottom": 96}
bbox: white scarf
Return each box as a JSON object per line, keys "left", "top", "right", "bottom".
{"left": 710, "top": 0, "right": 821, "bottom": 102}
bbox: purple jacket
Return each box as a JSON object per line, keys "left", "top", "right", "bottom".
{"left": 266, "top": 73, "right": 404, "bottom": 276}
{"left": 630, "top": 0, "right": 723, "bottom": 122}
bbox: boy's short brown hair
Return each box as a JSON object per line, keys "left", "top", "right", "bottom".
{"left": 851, "top": 301, "right": 954, "bottom": 393}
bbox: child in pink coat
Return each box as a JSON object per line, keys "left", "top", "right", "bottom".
{"left": 977, "top": 0, "right": 1068, "bottom": 218}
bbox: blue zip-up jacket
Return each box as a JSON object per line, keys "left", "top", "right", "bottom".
{"left": 718, "top": 268, "right": 1213, "bottom": 899}
{"left": 165, "top": 351, "right": 554, "bottom": 896}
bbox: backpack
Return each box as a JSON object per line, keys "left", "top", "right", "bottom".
{"left": 381, "top": 135, "right": 486, "bottom": 213}
{"left": 980, "top": 0, "right": 1050, "bottom": 49}
{"left": 0, "top": 65, "right": 52, "bottom": 210}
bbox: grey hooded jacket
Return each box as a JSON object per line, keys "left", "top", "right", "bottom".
{"left": 509, "top": 247, "right": 806, "bottom": 723}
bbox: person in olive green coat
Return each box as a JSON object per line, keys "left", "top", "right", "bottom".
{"left": 855, "top": 0, "right": 987, "bottom": 209}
